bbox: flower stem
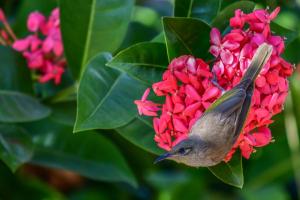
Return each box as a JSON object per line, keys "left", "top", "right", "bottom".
{"left": 3, "top": 20, "right": 17, "bottom": 40}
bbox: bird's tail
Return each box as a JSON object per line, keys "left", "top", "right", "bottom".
{"left": 239, "top": 43, "right": 273, "bottom": 87}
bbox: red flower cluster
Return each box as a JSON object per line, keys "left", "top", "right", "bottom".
{"left": 12, "top": 8, "right": 65, "bottom": 85}
{"left": 135, "top": 7, "right": 293, "bottom": 161}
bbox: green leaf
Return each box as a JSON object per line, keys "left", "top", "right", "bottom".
{"left": 162, "top": 17, "right": 211, "bottom": 61}
{"left": 23, "top": 120, "right": 137, "bottom": 187}
{"left": 60, "top": 0, "right": 134, "bottom": 79}
{"left": 174, "top": 0, "right": 222, "bottom": 23}
{"left": 0, "top": 47, "right": 33, "bottom": 93}
{"left": 0, "top": 161, "right": 65, "bottom": 200}
{"left": 211, "top": 1, "right": 255, "bottom": 32}
{"left": 283, "top": 36, "right": 300, "bottom": 65}
{"left": 107, "top": 42, "right": 168, "bottom": 85}
{"left": 152, "top": 32, "right": 165, "bottom": 43}
{"left": 208, "top": 151, "right": 243, "bottom": 188}
{"left": 0, "top": 91, "right": 50, "bottom": 123}
{"left": 74, "top": 53, "right": 147, "bottom": 132}
{"left": 49, "top": 101, "right": 76, "bottom": 126}
{"left": 116, "top": 117, "right": 164, "bottom": 155}
{"left": 271, "top": 22, "right": 298, "bottom": 46}
{"left": 0, "top": 125, "right": 33, "bottom": 172}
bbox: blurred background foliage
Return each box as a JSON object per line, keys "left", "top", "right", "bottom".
{"left": 0, "top": 0, "right": 300, "bottom": 199}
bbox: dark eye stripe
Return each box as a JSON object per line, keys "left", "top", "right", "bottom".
{"left": 179, "top": 148, "right": 185, "bottom": 154}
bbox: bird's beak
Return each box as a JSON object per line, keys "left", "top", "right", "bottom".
{"left": 154, "top": 152, "right": 172, "bottom": 164}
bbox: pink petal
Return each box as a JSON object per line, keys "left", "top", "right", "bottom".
{"left": 27, "top": 11, "right": 46, "bottom": 32}
{"left": 255, "top": 75, "right": 266, "bottom": 87}
{"left": 220, "top": 50, "right": 234, "bottom": 65}
{"left": 53, "top": 41, "right": 63, "bottom": 56}
{"left": 212, "top": 61, "right": 224, "bottom": 76}
{"left": 266, "top": 71, "right": 279, "bottom": 85}
{"left": 183, "top": 102, "right": 202, "bottom": 117}
{"left": 42, "top": 37, "right": 54, "bottom": 53}
{"left": 203, "top": 86, "right": 220, "bottom": 101}
{"left": 141, "top": 88, "right": 151, "bottom": 101}
{"left": 269, "top": 7, "right": 280, "bottom": 20}
{"left": 174, "top": 71, "right": 189, "bottom": 84}
{"left": 0, "top": 8, "right": 6, "bottom": 22}
{"left": 12, "top": 38, "right": 30, "bottom": 51}
{"left": 186, "top": 57, "right": 196, "bottom": 74}
{"left": 173, "top": 118, "right": 188, "bottom": 133}
{"left": 222, "top": 41, "right": 240, "bottom": 50}
{"left": 173, "top": 103, "right": 185, "bottom": 113}
{"left": 188, "top": 74, "right": 201, "bottom": 90}
{"left": 268, "top": 93, "right": 279, "bottom": 110}
{"left": 165, "top": 95, "right": 173, "bottom": 111}
{"left": 185, "top": 84, "right": 201, "bottom": 101}
{"left": 209, "top": 45, "right": 220, "bottom": 57}
{"left": 252, "top": 127, "right": 272, "bottom": 147}
{"left": 210, "top": 28, "right": 221, "bottom": 45}
{"left": 153, "top": 118, "right": 160, "bottom": 134}
{"left": 239, "top": 141, "right": 253, "bottom": 159}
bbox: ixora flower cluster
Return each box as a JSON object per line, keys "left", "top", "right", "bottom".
{"left": 135, "top": 7, "right": 293, "bottom": 161}
{"left": 12, "top": 8, "right": 65, "bottom": 84}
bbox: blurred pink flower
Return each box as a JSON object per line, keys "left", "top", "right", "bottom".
{"left": 12, "top": 8, "right": 65, "bottom": 85}
{"left": 27, "top": 11, "right": 46, "bottom": 32}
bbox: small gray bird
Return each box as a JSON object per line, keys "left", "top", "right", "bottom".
{"left": 155, "top": 43, "right": 273, "bottom": 167}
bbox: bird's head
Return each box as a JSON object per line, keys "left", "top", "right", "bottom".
{"left": 154, "top": 136, "right": 208, "bottom": 167}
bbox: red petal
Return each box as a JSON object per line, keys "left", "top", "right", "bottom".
{"left": 185, "top": 85, "right": 201, "bottom": 101}
{"left": 183, "top": 102, "right": 202, "bottom": 117}
{"left": 203, "top": 86, "right": 220, "bottom": 101}
{"left": 173, "top": 118, "right": 188, "bottom": 133}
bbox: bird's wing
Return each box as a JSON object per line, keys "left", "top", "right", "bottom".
{"left": 232, "top": 83, "right": 254, "bottom": 140}
{"left": 205, "top": 87, "right": 246, "bottom": 117}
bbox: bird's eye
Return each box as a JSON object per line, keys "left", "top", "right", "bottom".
{"left": 178, "top": 147, "right": 192, "bottom": 155}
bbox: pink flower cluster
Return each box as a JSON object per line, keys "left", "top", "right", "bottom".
{"left": 12, "top": 8, "right": 65, "bottom": 85}
{"left": 135, "top": 7, "right": 293, "bottom": 161}
{"left": 135, "top": 57, "right": 222, "bottom": 150}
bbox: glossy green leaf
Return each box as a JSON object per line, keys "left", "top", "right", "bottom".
{"left": 162, "top": 17, "right": 211, "bottom": 61}
{"left": 271, "top": 22, "right": 298, "bottom": 46}
{"left": 60, "top": 0, "right": 134, "bottom": 79}
{"left": 211, "top": 1, "right": 255, "bottom": 32}
{"left": 0, "top": 47, "right": 33, "bottom": 93}
{"left": 208, "top": 151, "right": 243, "bottom": 188}
{"left": 174, "top": 0, "right": 221, "bottom": 23}
{"left": 116, "top": 117, "right": 164, "bottom": 155}
{"left": 23, "top": 120, "right": 137, "bottom": 187}
{"left": 283, "top": 36, "right": 300, "bottom": 63}
{"left": 107, "top": 42, "right": 168, "bottom": 85}
{"left": 152, "top": 32, "right": 165, "bottom": 43}
{"left": 0, "top": 125, "right": 33, "bottom": 172}
{"left": 0, "top": 91, "right": 50, "bottom": 122}
{"left": 75, "top": 53, "right": 147, "bottom": 132}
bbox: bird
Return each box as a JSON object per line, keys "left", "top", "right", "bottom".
{"left": 154, "top": 43, "right": 273, "bottom": 167}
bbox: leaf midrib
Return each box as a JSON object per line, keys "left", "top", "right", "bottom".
{"left": 81, "top": 0, "right": 96, "bottom": 75}
{"left": 166, "top": 21, "right": 194, "bottom": 56}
